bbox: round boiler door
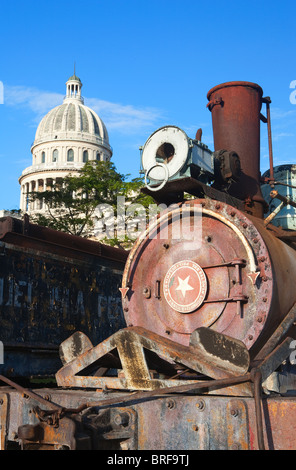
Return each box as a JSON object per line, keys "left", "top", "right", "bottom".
{"left": 121, "top": 199, "right": 272, "bottom": 349}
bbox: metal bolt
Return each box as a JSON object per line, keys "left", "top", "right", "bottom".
{"left": 230, "top": 408, "right": 239, "bottom": 417}
{"left": 231, "top": 443, "right": 241, "bottom": 450}
{"left": 112, "top": 412, "right": 130, "bottom": 427}
{"left": 196, "top": 399, "right": 205, "bottom": 411}
{"left": 166, "top": 399, "right": 176, "bottom": 409}
{"left": 192, "top": 425, "right": 199, "bottom": 431}
{"left": 143, "top": 287, "right": 151, "bottom": 298}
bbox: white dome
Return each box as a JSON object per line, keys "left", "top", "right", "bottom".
{"left": 19, "top": 74, "right": 113, "bottom": 213}
{"left": 33, "top": 76, "right": 110, "bottom": 150}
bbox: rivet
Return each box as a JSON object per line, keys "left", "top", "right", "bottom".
{"left": 231, "top": 443, "right": 241, "bottom": 450}
{"left": 167, "top": 399, "right": 176, "bottom": 409}
{"left": 196, "top": 399, "right": 205, "bottom": 411}
{"left": 112, "top": 412, "right": 130, "bottom": 427}
{"left": 143, "top": 287, "right": 151, "bottom": 298}
{"left": 248, "top": 334, "right": 253, "bottom": 340}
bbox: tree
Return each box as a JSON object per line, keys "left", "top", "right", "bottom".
{"left": 30, "top": 161, "right": 154, "bottom": 247}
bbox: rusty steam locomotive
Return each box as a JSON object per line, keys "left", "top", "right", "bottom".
{"left": 1, "top": 81, "right": 296, "bottom": 451}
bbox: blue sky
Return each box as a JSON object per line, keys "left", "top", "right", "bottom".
{"left": 1, "top": 0, "right": 296, "bottom": 210}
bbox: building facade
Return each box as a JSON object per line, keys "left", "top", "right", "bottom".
{"left": 19, "top": 74, "right": 112, "bottom": 213}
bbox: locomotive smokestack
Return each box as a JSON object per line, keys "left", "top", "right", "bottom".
{"left": 207, "top": 81, "right": 265, "bottom": 218}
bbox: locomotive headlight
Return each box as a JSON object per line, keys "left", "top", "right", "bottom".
{"left": 141, "top": 126, "right": 214, "bottom": 191}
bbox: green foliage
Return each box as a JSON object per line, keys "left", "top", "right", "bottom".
{"left": 30, "top": 161, "right": 154, "bottom": 245}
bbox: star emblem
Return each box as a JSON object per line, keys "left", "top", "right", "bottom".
{"left": 175, "top": 275, "right": 194, "bottom": 298}
{"left": 164, "top": 260, "right": 208, "bottom": 313}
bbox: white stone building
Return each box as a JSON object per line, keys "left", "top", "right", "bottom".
{"left": 19, "top": 74, "right": 112, "bottom": 213}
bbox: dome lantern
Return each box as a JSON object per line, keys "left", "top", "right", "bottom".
{"left": 65, "top": 73, "right": 84, "bottom": 103}
{"left": 31, "top": 73, "right": 111, "bottom": 149}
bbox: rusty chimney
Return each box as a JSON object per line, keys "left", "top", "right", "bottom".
{"left": 207, "top": 81, "right": 265, "bottom": 218}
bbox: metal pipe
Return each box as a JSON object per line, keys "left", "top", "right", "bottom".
{"left": 252, "top": 369, "right": 265, "bottom": 450}
{"left": 254, "top": 301, "right": 296, "bottom": 361}
{"left": 262, "top": 97, "right": 274, "bottom": 184}
{"left": 207, "top": 81, "right": 265, "bottom": 216}
{"left": 0, "top": 375, "right": 63, "bottom": 411}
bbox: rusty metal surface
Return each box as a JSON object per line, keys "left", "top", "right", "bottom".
{"left": 0, "top": 216, "right": 128, "bottom": 264}
{"left": 0, "top": 79, "right": 295, "bottom": 451}
{"left": 55, "top": 327, "right": 251, "bottom": 395}
{"left": 0, "top": 392, "right": 8, "bottom": 450}
{"left": 0, "top": 331, "right": 295, "bottom": 451}
{"left": 141, "top": 176, "right": 246, "bottom": 209}
{"left": 18, "top": 418, "right": 77, "bottom": 450}
{"left": 0, "top": 384, "right": 295, "bottom": 450}
{"left": 0, "top": 222, "right": 126, "bottom": 378}
{"left": 135, "top": 394, "right": 296, "bottom": 450}
{"left": 207, "top": 81, "right": 265, "bottom": 216}
{"left": 121, "top": 197, "right": 296, "bottom": 357}
{"left": 121, "top": 199, "right": 268, "bottom": 352}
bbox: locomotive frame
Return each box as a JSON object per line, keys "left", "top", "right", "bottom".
{"left": 1, "top": 81, "right": 296, "bottom": 451}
